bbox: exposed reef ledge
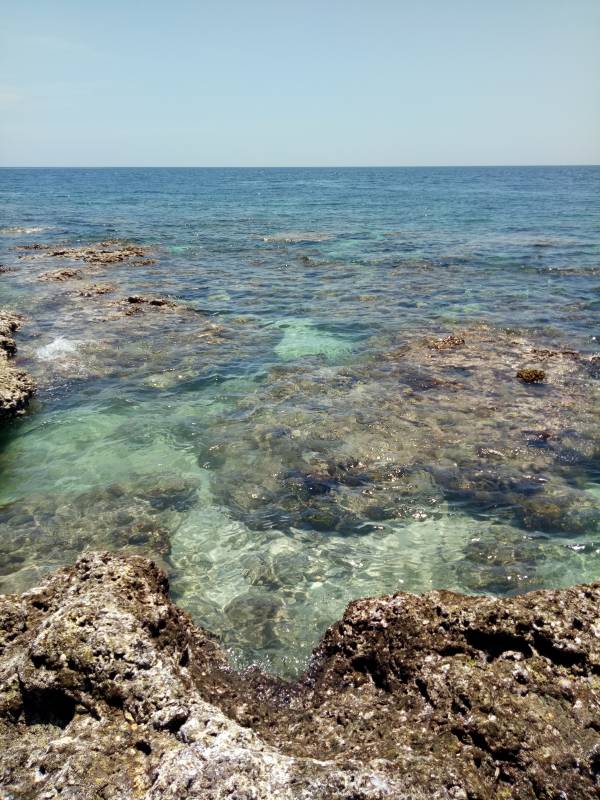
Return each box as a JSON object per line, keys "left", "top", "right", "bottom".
{"left": 0, "top": 553, "right": 598, "bottom": 799}
{"left": 0, "top": 311, "right": 34, "bottom": 420}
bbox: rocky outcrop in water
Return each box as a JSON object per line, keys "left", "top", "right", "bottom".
{"left": 1, "top": 552, "right": 598, "bottom": 798}
{"left": 3, "top": 239, "right": 232, "bottom": 390}
{"left": 76, "top": 283, "right": 117, "bottom": 297}
{"left": 0, "top": 311, "right": 34, "bottom": 420}
{"left": 40, "top": 268, "right": 84, "bottom": 282}
{"left": 113, "top": 295, "right": 186, "bottom": 316}
{"left": 19, "top": 241, "right": 156, "bottom": 267}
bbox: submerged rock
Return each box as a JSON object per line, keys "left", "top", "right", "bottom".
{"left": 428, "top": 334, "right": 466, "bottom": 350}
{"left": 0, "top": 479, "right": 198, "bottom": 593}
{"left": 516, "top": 367, "right": 546, "bottom": 383}
{"left": 116, "top": 295, "right": 181, "bottom": 315}
{"left": 0, "top": 551, "right": 598, "bottom": 798}
{"left": 76, "top": 282, "right": 117, "bottom": 297}
{"left": 39, "top": 267, "right": 84, "bottom": 282}
{"left": 0, "top": 311, "right": 34, "bottom": 420}
{"left": 206, "top": 324, "right": 600, "bottom": 562}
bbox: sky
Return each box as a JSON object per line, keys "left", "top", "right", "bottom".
{"left": 1, "top": 0, "right": 599, "bottom": 167}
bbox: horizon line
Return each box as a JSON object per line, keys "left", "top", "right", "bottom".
{"left": 1, "top": 163, "right": 599, "bottom": 170}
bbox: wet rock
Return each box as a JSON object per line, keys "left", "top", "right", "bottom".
{"left": 101, "top": 296, "right": 228, "bottom": 344}
{"left": 428, "top": 334, "right": 466, "bottom": 351}
{"left": 458, "top": 524, "right": 600, "bottom": 595}
{"left": 76, "top": 283, "right": 116, "bottom": 297}
{"left": 524, "top": 428, "right": 553, "bottom": 447}
{"left": 518, "top": 491, "right": 600, "bottom": 535}
{"left": 126, "top": 295, "right": 176, "bottom": 306}
{"left": 0, "top": 552, "right": 598, "bottom": 798}
{"left": 0, "top": 311, "right": 34, "bottom": 420}
{"left": 476, "top": 446, "right": 505, "bottom": 460}
{"left": 39, "top": 268, "right": 83, "bottom": 282}
{"left": 516, "top": 367, "right": 546, "bottom": 383}
{"left": 17, "top": 240, "right": 156, "bottom": 266}
{"left": 588, "top": 355, "right": 600, "bottom": 380}
{"left": 120, "top": 295, "right": 180, "bottom": 314}
{"left": 529, "top": 347, "right": 580, "bottom": 361}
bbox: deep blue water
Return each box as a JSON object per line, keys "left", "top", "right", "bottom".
{"left": 1, "top": 167, "right": 599, "bottom": 674}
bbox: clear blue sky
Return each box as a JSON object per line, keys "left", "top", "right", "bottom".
{"left": 1, "top": 0, "right": 599, "bottom": 166}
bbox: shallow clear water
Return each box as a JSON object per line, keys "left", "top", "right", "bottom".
{"left": 1, "top": 167, "right": 599, "bottom": 675}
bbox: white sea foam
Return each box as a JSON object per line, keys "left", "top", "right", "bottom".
{"left": 36, "top": 337, "right": 81, "bottom": 361}
{"left": 0, "top": 226, "right": 50, "bottom": 236}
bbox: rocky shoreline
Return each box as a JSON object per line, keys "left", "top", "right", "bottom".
{"left": 0, "top": 311, "right": 34, "bottom": 420}
{"left": 0, "top": 551, "right": 599, "bottom": 799}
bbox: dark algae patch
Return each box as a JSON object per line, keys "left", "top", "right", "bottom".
{"left": 516, "top": 367, "right": 546, "bottom": 383}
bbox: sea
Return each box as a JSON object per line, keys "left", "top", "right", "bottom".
{"left": 1, "top": 166, "right": 599, "bottom": 675}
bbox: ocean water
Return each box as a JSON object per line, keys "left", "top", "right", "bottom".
{"left": 1, "top": 166, "right": 599, "bottom": 675}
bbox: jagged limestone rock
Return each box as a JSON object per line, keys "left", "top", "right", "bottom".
{"left": 0, "top": 552, "right": 598, "bottom": 798}
{"left": 0, "top": 311, "right": 34, "bottom": 420}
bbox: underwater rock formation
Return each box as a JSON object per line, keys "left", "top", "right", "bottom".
{"left": 207, "top": 325, "right": 600, "bottom": 553}
{"left": 0, "top": 478, "right": 197, "bottom": 594}
{"left": 76, "top": 283, "right": 117, "bottom": 297}
{"left": 0, "top": 311, "right": 34, "bottom": 420}
{"left": 428, "top": 334, "right": 466, "bottom": 350}
{"left": 4, "top": 238, "right": 231, "bottom": 388}
{"left": 0, "top": 552, "right": 598, "bottom": 798}
{"left": 39, "top": 268, "right": 84, "bottom": 282}
{"left": 113, "top": 295, "right": 185, "bottom": 316}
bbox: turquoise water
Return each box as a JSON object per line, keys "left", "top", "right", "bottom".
{"left": 1, "top": 167, "right": 599, "bottom": 675}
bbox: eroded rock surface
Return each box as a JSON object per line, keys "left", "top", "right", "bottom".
{"left": 0, "top": 552, "right": 598, "bottom": 798}
{"left": 40, "top": 268, "right": 84, "bottom": 282}
{"left": 113, "top": 295, "right": 186, "bottom": 316}
{"left": 0, "top": 311, "right": 34, "bottom": 420}
{"left": 19, "top": 241, "right": 156, "bottom": 267}
{"left": 76, "top": 283, "right": 117, "bottom": 297}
